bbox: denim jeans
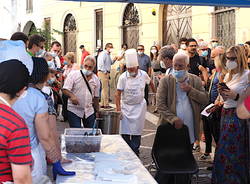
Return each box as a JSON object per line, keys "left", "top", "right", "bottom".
{"left": 121, "top": 134, "right": 141, "bottom": 155}
{"left": 67, "top": 111, "right": 95, "bottom": 128}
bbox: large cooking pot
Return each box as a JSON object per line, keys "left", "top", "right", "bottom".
{"left": 97, "top": 111, "right": 121, "bottom": 134}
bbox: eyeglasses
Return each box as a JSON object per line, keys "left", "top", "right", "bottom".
{"left": 137, "top": 48, "right": 144, "bottom": 51}
{"left": 84, "top": 64, "right": 94, "bottom": 70}
{"left": 226, "top": 56, "right": 237, "bottom": 61}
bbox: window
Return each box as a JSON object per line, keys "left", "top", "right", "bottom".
{"left": 214, "top": 7, "right": 235, "bottom": 48}
{"left": 26, "top": 0, "right": 33, "bottom": 13}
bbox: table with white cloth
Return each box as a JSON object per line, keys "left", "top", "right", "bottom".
{"left": 57, "top": 135, "right": 157, "bottom": 184}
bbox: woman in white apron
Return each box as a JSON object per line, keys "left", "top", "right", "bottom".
{"left": 116, "top": 49, "right": 155, "bottom": 155}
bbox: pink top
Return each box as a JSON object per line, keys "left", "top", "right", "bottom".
{"left": 63, "top": 63, "right": 79, "bottom": 79}
{"left": 63, "top": 70, "right": 100, "bottom": 118}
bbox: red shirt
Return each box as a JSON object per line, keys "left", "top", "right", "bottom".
{"left": 0, "top": 104, "right": 32, "bottom": 182}
{"left": 244, "top": 95, "right": 250, "bottom": 112}
{"left": 81, "top": 51, "right": 90, "bottom": 66}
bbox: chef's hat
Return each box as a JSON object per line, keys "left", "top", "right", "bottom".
{"left": 125, "top": 49, "right": 139, "bottom": 68}
{"left": 0, "top": 40, "right": 33, "bottom": 75}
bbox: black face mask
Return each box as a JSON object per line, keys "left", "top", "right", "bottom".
{"left": 248, "top": 62, "right": 250, "bottom": 68}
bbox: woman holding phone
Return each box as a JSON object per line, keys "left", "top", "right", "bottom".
{"left": 212, "top": 46, "right": 249, "bottom": 184}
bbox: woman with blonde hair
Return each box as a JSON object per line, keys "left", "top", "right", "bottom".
{"left": 63, "top": 52, "right": 79, "bottom": 78}
{"left": 212, "top": 45, "right": 249, "bottom": 184}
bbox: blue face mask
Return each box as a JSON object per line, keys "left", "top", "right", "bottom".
{"left": 48, "top": 77, "right": 56, "bottom": 85}
{"left": 201, "top": 50, "right": 208, "bottom": 57}
{"left": 64, "top": 61, "right": 68, "bottom": 65}
{"left": 82, "top": 68, "right": 92, "bottom": 76}
{"left": 172, "top": 69, "right": 187, "bottom": 81}
{"left": 36, "top": 49, "right": 44, "bottom": 56}
{"left": 47, "top": 60, "right": 54, "bottom": 68}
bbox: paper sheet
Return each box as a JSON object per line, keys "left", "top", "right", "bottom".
{"left": 201, "top": 104, "right": 214, "bottom": 117}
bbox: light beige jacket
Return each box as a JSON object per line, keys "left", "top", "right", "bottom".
{"left": 156, "top": 73, "right": 209, "bottom": 140}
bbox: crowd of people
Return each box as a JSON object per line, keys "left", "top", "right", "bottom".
{"left": 0, "top": 30, "right": 249, "bottom": 184}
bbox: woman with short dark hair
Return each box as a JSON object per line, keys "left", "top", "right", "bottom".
{"left": 0, "top": 60, "right": 32, "bottom": 184}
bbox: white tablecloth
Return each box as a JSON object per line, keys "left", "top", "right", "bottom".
{"left": 57, "top": 135, "right": 157, "bottom": 184}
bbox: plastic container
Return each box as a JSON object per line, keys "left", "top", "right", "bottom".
{"left": 64, "top": 128, "right": 102, "bottom": 153}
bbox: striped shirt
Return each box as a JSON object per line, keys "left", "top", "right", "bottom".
{"left": 0, "top": 104, "right": 32, "bottom": 183}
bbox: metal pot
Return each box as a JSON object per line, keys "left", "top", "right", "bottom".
{"left": 97, "top": 111, "right": 121, "bottom": 134}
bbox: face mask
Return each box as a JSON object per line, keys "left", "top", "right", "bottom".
{"left": 36, "top": 49, "right": 44, "bottom": 56}
{"left": 47, "top": 60, "right": 54, "bottom": 68}
{"left": 212, "top": 42, "right": 218, "bottom": 48}
{"left": 109, "top": 48, "right": 114, "bottom": 53}
{"left": 82, "top": 68, "right": 93, "bottom": 76}
{"left": 172, "top": 69, "right": 187, "bottom": 82}
{"left": 138, "top": 51, "right": 143, "bottom": 55}
{"left": 180, "top": 44, "right": 187, "bottom": 50}
{"left": 160, "top": 61, "right": 166, "bottom": 69}
{"left": 226, "top": 60, "right": 238, "bottom": 70}
{"left": 64, "top": 61, "right": 68, "bottom": 65}
{"left": 51, "top": 52, "right": 57, "bottom": 57}
{"left": 201, "top": 50, "right": 208, "bottom": 57}
{"left": 151, "top": 50, "right": 157, "bottom": 54}
{"left": 128, "top": 72, "right": 137, "bottom": 77}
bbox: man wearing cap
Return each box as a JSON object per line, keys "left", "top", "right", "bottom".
{"left": 115, "top": 49, "right": 156, "bottom": 155}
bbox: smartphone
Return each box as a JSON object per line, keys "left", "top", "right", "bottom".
{"left": 219, "top": 82, "right": 230, "bottom": 90}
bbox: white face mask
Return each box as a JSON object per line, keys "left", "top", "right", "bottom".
{"left": 160, "top": 61, "right": 166, "bottom": 69}
{"left": 109, "top": 48, "right": 114, "bottom": 53}
{"left": 226, "top": 60, "right": 238, "bottom": 70}
{"left": 180, "top": 44, "right": 187, "bottom": 50}
{"left": 151, "top": 50, "right": 157, "bottom": 54}
{"left": 138, "top": 51, "right": 143, "bottom": 55}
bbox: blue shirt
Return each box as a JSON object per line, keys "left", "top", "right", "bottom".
{"left": 13, "top": 87, "right": 48, "bottom": 149}
{"left": 210, "top": 72, "right": 219, "bottom": 103}
{"left": 97, "top": 50, "right": 113, "bottom": 72}
{"left": 176, "top": 80, "right": 195, "bottom": 144}
{"left": 138, "top": 54, "right": 151, "bottom": 73}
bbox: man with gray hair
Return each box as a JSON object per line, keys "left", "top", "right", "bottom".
{"left": 62, "top": 56, "right": 100, "bottom": 128}
{"left": 158, "top": 45, "right": 177, "bottom": 75}
{"left": 156, "top": 53, "right": 208, "bottom": 182}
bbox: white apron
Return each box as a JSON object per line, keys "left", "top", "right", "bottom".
{"left": 120, "top": 73, "right": 147, "bottom": 135}
{"left": 31, "top": 143, "right": 47, "bottom": 183}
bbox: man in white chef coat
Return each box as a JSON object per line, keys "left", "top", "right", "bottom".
{"left": 115, "top": 49, "right": 156, "bottom": 155}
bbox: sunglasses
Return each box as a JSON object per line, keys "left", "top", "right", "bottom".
{"left": 212, "top": 41, "right": 218, "bottom": 43}
{"left": 137, "top": 48, "right": 144, "bottom": 51}
{"left": 226, "top": 57, "right": 237, "bottom": 61}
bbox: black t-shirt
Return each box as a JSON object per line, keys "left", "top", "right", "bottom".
{"left": 189, "top": 54, "right": 203, "bottom": 76}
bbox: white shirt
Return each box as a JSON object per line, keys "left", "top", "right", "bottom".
{"left": 63, "top": 71, "right": 100, "bottom": 118}
{"left": 176, "top": 80, "right": 195, "bottom": 144}
{"left": 224, "top": 70, "right": 249, "bottom": 109}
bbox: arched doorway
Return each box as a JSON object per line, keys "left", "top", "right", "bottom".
{"left": 23, "top": 21, "right": 36, "bottom": 36}
{"left": 162, "top": 5, "right": 192, "bottom": 46}
{"left": 63, "top": 14, "right": 77, "bottom": 54}
{"left": 122, "top": 3, "right": 139, "bottom": 49}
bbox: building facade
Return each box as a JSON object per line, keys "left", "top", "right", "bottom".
{"left": 4, "top": 0, "right": 250, "bottom": 62}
